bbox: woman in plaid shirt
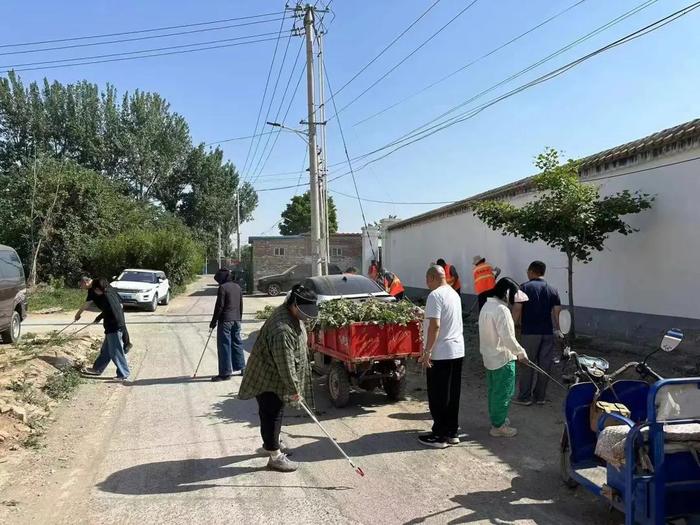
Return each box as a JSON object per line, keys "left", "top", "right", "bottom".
{"left": 238, "top": 284, "right": 317, "bottom": 472}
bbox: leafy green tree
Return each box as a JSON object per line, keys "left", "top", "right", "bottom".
{"left": 279, "top": 191, "right": 338, "bottom": 235}
{"left": 473, "top": 148, "right": 654, "bottom": 336}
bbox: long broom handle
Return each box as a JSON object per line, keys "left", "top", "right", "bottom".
{"left": 55, "top": 320, "right": 77, "bottom": 336}
{"left": 193, "top": 329, "right": 214, "bottom": 378}
{"left": 298, "top": 399, "right": 365, "bottom": 477}
{"left": 525, "top": 360, "right": 567, "bottom": 391}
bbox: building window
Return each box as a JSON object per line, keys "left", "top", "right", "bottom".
{"left": 274, "top": 247, "right": 286, "bottom": 256}
{"left": 330, "top": 247, "right": 343, "bottom": 257}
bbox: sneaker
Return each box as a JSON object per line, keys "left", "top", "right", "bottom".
{"left": 512, "top": 398, "right": 533, "bottom": 406}
{"left": 267, "top": 453, "right": 298, "bottom": 472}
{"left": 210, "top": 375, "right": 232, "bottom": 382}
{"left": 82, "top": 367, "right": 102, "bottom": 376}
{"left": 490, "top": 425, "right": 518, "bottom": 438}
{"left": 535, "top": 400, "right": 547, "bottom": 406}
{"left": 418, "top": 434, "right": 448, "bottom": 449}
{"left": 446, "top": 435, "right": 460, "bottom": 445}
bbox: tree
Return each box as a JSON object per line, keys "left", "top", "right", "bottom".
{"left": 473, "top": 148, "right": 654, "bottom": 336}
{"left": 279, "top": 191, "right": 338, "bottom": 235}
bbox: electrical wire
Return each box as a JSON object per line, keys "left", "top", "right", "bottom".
{"left": 0, "top": 11, "right": 284, "bottom": 49}
{"left": 3, "top": 35, "right": 285, "bottom": 74}
{"left": 256, "top": 1, "right": 700, "bottom": 192}
{"left": 243, "top": 28, "right": 295, "bottom": 182}
{"left": 1, "top": 31, "right": 288, "bottom": 70}
{"left": 239, "top": 14, "right": 291, "bottom": 180}
{"left": 205, "top": 130, "right": 278, "bottom": 146}
{"left": 258, "top": 149, "right": 308, "bottom": 235}
{"left": 329, "top": 0, "right": 442, "bottom": 100}
{"left": 353, "top": 0, "right": 587, "bottom": 127}
{"left": 248, "top": 39, "right": 305, "bottom": 184}
{"left": 330, "top": 0, "right": 480, "bottom": 120}
{"left": 0, "top": 16, "right": 288, "bottom": 57}
{"left": 323, "top": 63, "right": 376, "bottom": 258}
{"left": 330, "top": 190, "right": 454, "bottom": 205}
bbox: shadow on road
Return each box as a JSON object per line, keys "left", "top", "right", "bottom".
{"left": 97, "top": 454, "right": 262, "bottom": 494}
{"left": 403, "top": 476, "right": 589, "bottom": 525}
{"left": 128, "top": 376, "right": 213, "bottom": 386}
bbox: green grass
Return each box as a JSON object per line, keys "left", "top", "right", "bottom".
{"left": 43, "top": 367, "right": 83, "bottom": 399}
{"left": 28, "top": 287, "right": 85, "bottom": 312}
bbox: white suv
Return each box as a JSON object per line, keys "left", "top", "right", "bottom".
{"left": 111, "top": 269, "right": 170, "bottom": 312}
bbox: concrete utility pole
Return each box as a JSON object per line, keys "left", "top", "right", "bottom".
{"left": 235, "top": 192, "right": 241, "bottom": 260}
{"left": 317, "top": 26, "right": 330, "bottom": 275}
{"left": 217, "top": 226, "right": 222, "bottom": 269}
{"left": 304, "top": 4, "right": 322, "bottom": 277}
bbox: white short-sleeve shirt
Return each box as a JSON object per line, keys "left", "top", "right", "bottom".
{"left": 424, "top": 284, "right": 465, "bottom": 360}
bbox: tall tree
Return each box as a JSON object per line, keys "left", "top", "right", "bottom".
{"left": 279, "top": 191, "right": 338, "bottom": 235}
{"left": 473, "top": 148, "right": 654, "bottom": 336}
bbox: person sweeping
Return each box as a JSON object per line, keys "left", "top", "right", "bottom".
{"left": 478, "top": 277, "right": 528, "bottom": 437}
{"left": 237, "top": 284, "right": 317, "bottom": 472}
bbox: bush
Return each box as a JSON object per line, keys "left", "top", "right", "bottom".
{"left": 90, "top": 224, "right": 204, "bottom": 286}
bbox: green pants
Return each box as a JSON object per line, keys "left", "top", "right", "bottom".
{"left": 486, "top": 361, "right": 516, "bottom": 428}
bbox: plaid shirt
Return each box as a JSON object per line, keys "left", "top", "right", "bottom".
{"left": 238, "top": 305, "right": 313, "bottom": 406}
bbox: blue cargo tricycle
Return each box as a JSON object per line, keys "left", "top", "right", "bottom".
{"left": 558, "top": 317, "right": 700, "bottom": 525}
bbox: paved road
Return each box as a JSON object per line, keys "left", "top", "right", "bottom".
{"left": 0, "top": 277, "right": 618, "bottom": 524}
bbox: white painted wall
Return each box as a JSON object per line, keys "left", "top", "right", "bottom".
{"left": 384, "top": 148, "right": 700, "bottom": 320}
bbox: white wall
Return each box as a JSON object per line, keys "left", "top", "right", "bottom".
{"left": 384, "top": 148, "right": 700, "bottom": 321}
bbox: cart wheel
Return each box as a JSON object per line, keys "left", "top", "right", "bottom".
{"left": 328, "top": 362, "right": 350, "bottom": 408}
{"left": 560, "top": 426, "right": 579, "bottom": 489}
{"left": 382, "top": 375, "right": 407, "bottom": 401}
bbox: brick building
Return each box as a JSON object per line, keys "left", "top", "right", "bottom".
{"left": 248, "top": 233, "right": 362, "bottom": 284}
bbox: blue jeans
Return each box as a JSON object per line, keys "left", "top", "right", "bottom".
{"left": 217, "top": 321, "right": 245, "bottom": 376}
{"left": 93, "top": 330, "right": 130, "bottom": 378}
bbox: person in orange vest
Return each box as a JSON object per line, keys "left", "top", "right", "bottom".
{"left": 473, "top": 255, "right": 501, "bottom": 311}
{"left": 382, "top": 270, "right": 405, "bottom": 301}
{"left": 436, "top": 259, "right": 461, "bottom": 295}
{"left": 368, "top": 260, "right": 379, "bottom": 281}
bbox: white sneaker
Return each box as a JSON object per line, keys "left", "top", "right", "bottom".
{"left": 490, "top": 425, "right": 518, "bottom": 438}
{"left": 267, "top": 453, "right": 298, "bottom": 472}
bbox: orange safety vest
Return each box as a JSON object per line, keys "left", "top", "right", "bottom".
{"left": 384, "top": 274, "right": 405, "bottom": 297}
{"left": 444, "top": 264, "right": 462, "bottom": 291}
{"left": 473, "top": 262, "right": 496, "bottom": 294}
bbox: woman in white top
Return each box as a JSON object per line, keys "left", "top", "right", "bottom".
{"left": 478, "top": 278, "right": 529, "bottom": 437}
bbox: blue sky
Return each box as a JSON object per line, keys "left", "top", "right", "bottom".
{"left": 2, "top": 1, "right": 699, "bottom": 242}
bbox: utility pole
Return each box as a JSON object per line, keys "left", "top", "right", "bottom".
{"left": 235, "top": 192, "right": 241, "bottom": 261}
{"left": 217, "top": 226, "right": 222, "bottom": 269}
{"left": 317, "top": 26, "right": 330, "bottom": 275}
{"left": 303, "top": 4, "right": 322, "bottom": 277}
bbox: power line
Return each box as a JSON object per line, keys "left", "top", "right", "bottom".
{"left": 329, "top": 0, "right": 441, "bottom": 100}
{"left": 330, "top": 190, "right": 454, "bottom": 205}
{"left": 258, "top": 150, "right": 308, "bottom": 235}
{"left": 205, "top": 130, "right": 278, "bottom": 146}
{"left": 1, "top": 31, "right": 288, "bottom": 70}
{"left": 353, "top": 0, "right": 587, "bottom": 127}
{"left": 330, "top": 0, "right": 480, "bottom": 120}
{"left": 239, "top": 15, "right": 291, "bottom": 180}
{"left": 0, "top": 16, "right": 288, "bottom": 57}
{"left": 0, "top": 11, "right": 284, "bottom": 49}
{"left": 3, "top": 35, "right": 285, "bottom": 74}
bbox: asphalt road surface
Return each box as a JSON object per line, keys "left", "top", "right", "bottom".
{"left": 0, "top": 276, "right": 618, "bottom": 524}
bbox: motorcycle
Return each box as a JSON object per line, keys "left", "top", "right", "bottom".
{"left": 558, "top": 310, "right": 700, "bottom": 525}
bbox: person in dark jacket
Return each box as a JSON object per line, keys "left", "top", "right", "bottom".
{"left": 83, "top": 278, "right": 130, "bottom": 380}
{"left": 210, "top": 268, "right": 245, "bottom": 381}
{"left": 75, "top": 276, "right": 132, "bottom": 353}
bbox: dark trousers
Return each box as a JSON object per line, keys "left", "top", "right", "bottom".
{"left": 518, "top": 335, "right": 556, "bottom": 402}
{"left": 217, "top": 320, "right": 245, "bottom": 376}
{"left": 478, "top": 292, "right": 490, "bottom": 311}
{"left": 426, "top": 357, "right": 464, "bottom": 437}
{"left": 256, "top": 392, "right": 284, "bottom": 451}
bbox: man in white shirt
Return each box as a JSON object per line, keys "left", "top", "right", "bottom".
{"left": 418, "top": 265, "right": 465, "bottom": 448}
{"left": 479, "top": 277, "right": 529, "bottom": 437}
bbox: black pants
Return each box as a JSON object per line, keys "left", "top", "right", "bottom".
{"left": 256, "top": 392, "right": 284, "bottom": 451}
{"left": 394, "top": 292, "right": 405, "bottom": 301}
{"left": 478, "top": 292, "right": 489, "bottom": 311}
{"left": 426, "top": 357, "right": 463, "bottom": 437}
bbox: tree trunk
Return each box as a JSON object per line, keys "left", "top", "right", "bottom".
{"left": 567, "top": 251, "right": 575, "bottom": 338}
{"left": 27, "top": 238, "right": 43, "bottom": 288}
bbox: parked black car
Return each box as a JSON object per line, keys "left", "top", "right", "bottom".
{"left": 0, "top": 245, "right": 28, "bottom": 344}
{"left": 257, "top": 263, "right": 343, "bottom": 296}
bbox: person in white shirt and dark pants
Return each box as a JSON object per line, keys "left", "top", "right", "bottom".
{"left": 479, "top": 277, "right": 530, "bottom": 438}
{"left": 418, "top": 265, "right": 465, "bottom": 448}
